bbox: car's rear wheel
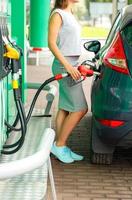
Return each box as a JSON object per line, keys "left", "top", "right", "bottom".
{"left": 91, "top": 151, "right": 113, "bottom": 165}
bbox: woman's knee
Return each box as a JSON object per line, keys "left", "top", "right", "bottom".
{"left": 81, "top": 108, "right": 88, "bottom": 116}
{"left": 76, "top": 108, "right": 88, "bottom": 117}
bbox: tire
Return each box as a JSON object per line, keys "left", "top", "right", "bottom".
{"left": 91, "top": 151, "right": 113, "bottom": 165}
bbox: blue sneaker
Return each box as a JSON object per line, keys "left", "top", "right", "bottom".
{"left": 51, "top": 142, "right": 74, "bottom": 163}
{"left": 67, "top": 147, "right": 84, "bottom": 161}
{"left": 70, "top": 150, "right": 84, "bottom": 161}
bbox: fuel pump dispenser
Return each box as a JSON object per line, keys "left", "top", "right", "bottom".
{"left": 1, "top": 34, "right": 26, "bottom": 154}
{"left": 0, "top": 28, "right": 10, "bottom": 79}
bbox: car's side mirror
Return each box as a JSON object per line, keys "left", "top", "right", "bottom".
{"left": 84, "top": 40, "right": 101, "bottom": 54}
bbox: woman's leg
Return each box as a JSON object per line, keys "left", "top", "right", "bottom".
{"left": 51, "top": 108, "right": 88, "bottom": 163}
{"left": 55, "top": 109, "right": 69, "bottom": 140}
{"left": 56, "top": 108, "right": 88, "bottom": 146}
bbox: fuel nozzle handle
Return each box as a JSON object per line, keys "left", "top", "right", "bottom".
{"left": 54, "top": 65, "right": 100, "bottom": 81}
{"left": 78, "top": 65, "right": 100, "bottom": 77}
{"left": 78, "top": 65, "right": 93, "bottom": 77}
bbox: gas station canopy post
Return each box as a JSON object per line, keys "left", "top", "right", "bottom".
{"left": 11, "top": 0, "right": 26, "bottom": 102}
{"left": 30, "top": 0, "right": 50, "bottom": 48}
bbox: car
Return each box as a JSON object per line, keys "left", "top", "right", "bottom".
{"left": 84, "top": 5, "right": 132, "bottom": 164}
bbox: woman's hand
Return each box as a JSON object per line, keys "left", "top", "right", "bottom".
{"left": 66, "top": 65, "right": 81, "bottom": 80}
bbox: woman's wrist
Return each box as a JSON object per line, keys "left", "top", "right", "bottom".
{"left": 63, "top": 62, "right": 73, "bottom": 72}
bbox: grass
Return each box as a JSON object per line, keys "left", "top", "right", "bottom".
{"left": 81, "top": 26, "right": 110, "bottom": 39}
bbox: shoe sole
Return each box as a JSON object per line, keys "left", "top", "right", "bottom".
{"left": 50, "top": 152, "right": 74, "bottom": 164}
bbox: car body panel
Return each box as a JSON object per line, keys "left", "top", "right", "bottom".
{"left": 93, "top": 116, "right": 132, "bottom": 145}
{"left": 88, "top": 5, "right": 132, "bottom": 157}
{"left": 91, "top": 5, "right": 132, "bottom": 122}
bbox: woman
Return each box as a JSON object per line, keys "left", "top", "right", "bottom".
{"left": 48, "top": 0, "right": 88, "bottom": 163}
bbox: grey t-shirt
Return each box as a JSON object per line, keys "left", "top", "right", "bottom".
{"left": 51, "top": 9, "right": 81, "bottom": 56}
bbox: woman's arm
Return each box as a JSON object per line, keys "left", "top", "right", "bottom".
{"left": 48, "top": 13, "right": 81, "bottom": 80}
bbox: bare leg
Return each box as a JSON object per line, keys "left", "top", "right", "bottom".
{"left": 56, "top": 109, "right": 88, "bottom": 146}
{"left": 55, "top": 109, "right": 69, "bottom": 140}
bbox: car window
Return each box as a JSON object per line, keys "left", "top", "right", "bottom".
{"left": 105, "top": 13, "right": 121, "bottom": 45}
{"left": 122, "top": 23, "right": 132, "bottom": 47}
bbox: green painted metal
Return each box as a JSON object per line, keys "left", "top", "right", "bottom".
{"left": 92, "top": 68, "right": 132, "bottom": 118}
{"left": 0, "top": 0, "right": 12, "bottom": 150}
{"left": 0, "top": 79, "right": 7, "bottom": 150}
{"left": 30, "top": 0, "right": 50, "bottom": 47}
{"left": 11, "top": 0, "right": 26, "bottom": 102}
